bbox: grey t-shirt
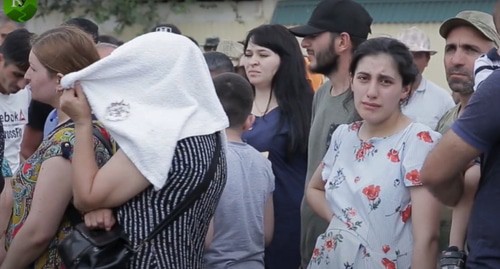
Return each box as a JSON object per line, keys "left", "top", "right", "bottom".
{"left": 435, "top": 104, "right": 461, "bottom": 135}
{"left": 300, "top": 81, "right": 360, "bottom": 268}
{"left": 204, "top": 141, "right": 275, "bottom": 269}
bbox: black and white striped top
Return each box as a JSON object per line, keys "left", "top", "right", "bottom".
{"left": 117, "top": 133, "right": 226, "bottom": 268}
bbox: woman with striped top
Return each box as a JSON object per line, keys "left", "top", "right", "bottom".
{"left": 59, "top": 32, "right": 229, "bottom": 268}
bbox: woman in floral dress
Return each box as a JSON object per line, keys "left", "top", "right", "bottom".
{"left": 306, "top": 37, "right": 441, "bottom": 269}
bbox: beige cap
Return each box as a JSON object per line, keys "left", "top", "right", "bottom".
{"left": 397, "top": 26, "right": 437, "bottom": 55}
{"left": 216, "top": 40, "right": 244, "bottom": 67}
{"left": 439, "top": 10, "right": 500, "bottom": 48}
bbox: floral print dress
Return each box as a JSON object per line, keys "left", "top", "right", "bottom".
{"left": 5, "top": 120, "right": 112, "bottom": 269}
{"left": 308, "top": 121, "right": 440, "bottom": 269}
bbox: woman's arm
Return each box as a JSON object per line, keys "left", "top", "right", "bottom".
{"left": 449, "top": 164, "right": 480, "bottom": 249}
{"left": 60, "top": 86, "right": 150, "bottom": 212}
{"left": 71, "top": 120, "right": 150, "bottom": 212}
{"left": 306, "top": 164, "right": 332, "bottom": 222}
{"left": 0, "top": 177, "right": 13, "bottom": 265}
{"left": 264, "top": 194, "right": 274, "bottom": 246}
{"left": 204, "top": 218, "right": 214, "bottom": 249}
{"left": 421, "top": 130, "right": 478, "bottom": 206}
{"left": 0, "top": 157, "right": 73, "bottom": 269}
{"left": 410, "top": 185, "right": 441, "bottom": 269}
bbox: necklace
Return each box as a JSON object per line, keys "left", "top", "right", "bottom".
{"left": 253, "top": 100, "right": 270, "bottom": 116}
{"left": 253, "top": 90, "right": 274, "bottom": 116}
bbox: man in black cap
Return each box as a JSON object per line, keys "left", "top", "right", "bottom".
{"left": 204, "top": 37, "right": 220, "bottom": 52}
{"left": 288, "top": 0, "right": 372, "bottom": 267}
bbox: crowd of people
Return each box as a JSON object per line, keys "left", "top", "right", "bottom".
{"left": 0, "top": 0, "right": 499, "bottom": 268}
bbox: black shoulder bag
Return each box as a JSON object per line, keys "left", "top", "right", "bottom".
{"left": 58, "top": 133, "right": 221, "bottom": 269}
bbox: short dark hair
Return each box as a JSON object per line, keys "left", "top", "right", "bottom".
{"left": 204, "top": 51, "right": 234, "bottom": 75}
{"left": 213, "top": 73, "right": 254, "bottom": 128}
{"left": 1, "top": 29, "right": 33, "bottom": 71}
{"left": 63, "top": 18, "right": 99, "bottom": 43}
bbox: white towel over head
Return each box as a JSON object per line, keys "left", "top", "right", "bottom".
{"left": 61, "top": 32, "right": 229, "bottom": 189}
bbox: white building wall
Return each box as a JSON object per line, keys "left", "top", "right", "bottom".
{"left": 25, "top": 1, "right": 278, "bottom": 44}
{"left": 24, "top": 2, "right": 451, "bottom": 92}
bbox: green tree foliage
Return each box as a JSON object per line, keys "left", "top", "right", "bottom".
{"left": 37, "top": 0, "right": 168, "bottom": 32}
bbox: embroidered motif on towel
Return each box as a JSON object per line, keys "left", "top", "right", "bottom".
{"left": 105, "top": 100, "right": 130, "bottom": 121}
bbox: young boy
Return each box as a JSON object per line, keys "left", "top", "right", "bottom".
{"left": 204, "top": 73, "right": 275, "bottom": 268}
{"left": 473, "top": 1, "right": 500, "bottom": 91}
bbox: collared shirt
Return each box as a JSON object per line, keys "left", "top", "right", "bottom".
{"left": 402, "top": 77, "right": 455, "bottom": 130}
{"left": 474, "top": 47, "right": 500, "bottom": 91}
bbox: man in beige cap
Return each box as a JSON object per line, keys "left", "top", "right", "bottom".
{"left": 397, "top": 26, "right": 455, "bottom": 130}
{"left": 216, "top": 40, "right": 246, "bottom": 77}
{"left": 421, "top": 10, "right": 500, "bottom": 269}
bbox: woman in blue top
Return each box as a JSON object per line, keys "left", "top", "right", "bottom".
{"left": 241, "top": 24, "right": 314, "bottom": 269}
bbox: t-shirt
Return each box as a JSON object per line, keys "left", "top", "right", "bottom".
{"left": 435, "top": 104, "right": 461, "bottom": 135}
{"left": 1, "top": 159, "right": 12, "bottom": 178}
{"left": 0, "top": 89, "right": 31, "bottom": 173}
{"left": 204, "top": 141, "right": 275, "bottom": 269}
{"left": 27, "top": 100, "right": 53, "bottom": 131}
{"left": 451, "top": 69, "right": 500, "bottom": 268}
{"left": 402, "top": 77, "right": 455, "bottom": 130}
{"left": 242, "top": 107, "right": 307, "bottom": 269}
{"left": 0, "top": 120, "right": 4, "bottom": 192}
{"left": 473, "top": 47, "right": 500, "bottom": 91}
{"left": 301, "top": 81, "right": 360, "bottom": 267}
{"left": 43, "top": 109, "right": 58, "bottom": 139}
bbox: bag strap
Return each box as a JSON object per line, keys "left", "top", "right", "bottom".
{"left": 91, "top": 126, "right": 115, "bottom": 155}
{"left": 141, "top": 132, "right": 221, "bottom": 245}
{"left": 63, "top": 123, "right": 116, "bottom": 225}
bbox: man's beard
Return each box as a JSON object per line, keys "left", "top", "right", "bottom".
{"left": 310, "top": 45, "right": 339, "bottom": 76}
{"left": 448, "top": 79, "right": 474, "bottom": 95}
{"left": 446, "top": 67, "right": 474, "bottom": 95}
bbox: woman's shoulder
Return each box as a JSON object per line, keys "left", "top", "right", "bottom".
{"left": 407, "top": 122, "right": 441, "bottom": 138}
{"left": 168, "top": 133, "right": 221, "bottom": 177}
{"left": 403, "top": 122, "right": 442, "bottom": 145}
{"left": 48, "top": 120, "right": 106, "bottom": 140}
{"left": 177, "top": 133, "right": 218, "bottom": 147}
{"left": 44, "top": 120, "right": 112, "bottom": 159}
{"left": 47, "top": 121, "right": 76, "bottom": 144}
{"left": 335, "top": 121, "right": 362, "bottom": 137}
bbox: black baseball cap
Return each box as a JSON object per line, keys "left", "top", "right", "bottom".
{"left": 289, "top": 0, "right": 373, "bottom": 39}
{"left": 151, "top": 24, "right": 181, "bottom": 34}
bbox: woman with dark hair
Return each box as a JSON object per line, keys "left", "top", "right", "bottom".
{"left": 241, "top": 24, "right": 313, "bottom": 269}
{"left": 306, "top": 37, "right": 441, "bottom": 268}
